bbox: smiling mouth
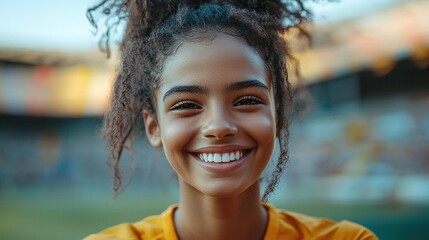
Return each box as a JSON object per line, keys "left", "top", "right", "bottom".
{"left": 193, "top": 150, "right": 250, "bottom": 163}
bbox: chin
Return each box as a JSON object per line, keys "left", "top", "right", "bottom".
{"left": 196, "top": 178, "right": 257, "bottom": 199}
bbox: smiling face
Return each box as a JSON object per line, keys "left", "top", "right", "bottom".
{"left": 144, "top": 33, "right": 276, "bottom": 198}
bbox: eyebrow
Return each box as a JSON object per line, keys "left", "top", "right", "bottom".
{"left": 163, "top": 85, "right": 208, "bottom": 101}
{"left": 162, "top": 79, "right": 268, "bottom": 101}
{"left": 226, "top": 79, "right": 268, "bottom": 92}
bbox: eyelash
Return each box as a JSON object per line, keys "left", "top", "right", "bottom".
{"left": 170, "top": 96, "right": 264, "bottom": 111}
{"left": 170, "top": 101, "right": 200, "bottom": 111}
{"left": 234, "top": 96, "right": 264, "bottom": 106}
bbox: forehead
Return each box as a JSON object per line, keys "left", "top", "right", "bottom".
{"left": 159, "top": 33, "right": 269, "bottom": 91}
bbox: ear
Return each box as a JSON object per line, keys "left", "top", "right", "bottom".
{"left": 143, "top": 111, "right": 162, "bottom": 148}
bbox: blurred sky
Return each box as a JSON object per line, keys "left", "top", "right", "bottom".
{"left": 0, "top": 0, "right": 99, "bottom": 52}
{"left": 0, "top": 0, "right": 407, "bottom": 52}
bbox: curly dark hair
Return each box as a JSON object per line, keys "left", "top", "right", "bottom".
{"left": 87, "top": 0, "right": 315, "bottom": 201}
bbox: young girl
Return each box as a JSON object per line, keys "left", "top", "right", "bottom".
{"left": 85, "top": 1, "right": 378, "bottom": 239}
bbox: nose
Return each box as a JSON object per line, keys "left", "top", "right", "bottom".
{"left": 201, "top": 105, "right": 238, "bottom": 139}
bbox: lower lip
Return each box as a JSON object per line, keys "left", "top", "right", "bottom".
{"left": 192, "top": 151, "right": 251, "bottom": 174}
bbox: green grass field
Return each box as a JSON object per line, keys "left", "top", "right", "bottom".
{"left": 1, "top": 189, "right": 428, "bottom": 240}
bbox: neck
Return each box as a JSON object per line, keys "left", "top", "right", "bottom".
{"left": 174, "top": 180, "right": 268, "bottom": 240}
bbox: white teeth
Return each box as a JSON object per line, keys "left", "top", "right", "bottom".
{"left": 196, "top": 150, "right": 245, "bottom": 163}
{"left": 213, "top": 154, "right": 221, "bottom": 162}
{"left": 221, "top": 153, "right": 229, "bottom": 162}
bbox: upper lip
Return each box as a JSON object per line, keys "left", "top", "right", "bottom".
{"left": 190, "top": 145, "right": 251, "bottom": 153}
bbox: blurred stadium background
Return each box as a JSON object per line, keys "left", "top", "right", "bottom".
{"left": 1, "top": 0, "right": 429, "bottom": 239}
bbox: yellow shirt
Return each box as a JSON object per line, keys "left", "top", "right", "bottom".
{"left": 84, "top": 204, "right": 378, "bottom": 240}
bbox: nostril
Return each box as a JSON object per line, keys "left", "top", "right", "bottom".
{"left": 201, "top": 108, "right": 238, "bottom": 139}
{"left": 202, "top": 125, "right": 238, "bottom": 139}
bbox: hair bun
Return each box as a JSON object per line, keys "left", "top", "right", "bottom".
{"left": 228, "top": 0, "right": 312, "bottom": 25}
{"left": 87, "top": 0, "right": 315, "bottom": 57}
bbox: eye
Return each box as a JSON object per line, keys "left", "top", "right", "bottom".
{"left": 234, "top": 96, "right": 264, "bottom": 106}
{"left": 170, "top": 100, "right": 201, "bottom": 111}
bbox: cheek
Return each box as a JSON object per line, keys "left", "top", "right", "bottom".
{"left": 243, "top": 110, "right": 276, "bottom": 146}
{"left": 160, "top": 117, "right": 198, "bottom": 151}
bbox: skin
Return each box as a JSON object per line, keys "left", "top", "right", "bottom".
{"left": 144, "top": 33, "right": 277, "bottom": 240}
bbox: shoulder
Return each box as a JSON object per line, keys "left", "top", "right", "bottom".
{"left": 83, "top": 205, "right": 178, "bottom": 240}
{"left": 264, "top": 204, "right": 378, "bottom": 240}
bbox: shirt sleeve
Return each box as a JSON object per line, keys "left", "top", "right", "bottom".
{"left": 336, "top": 221, "right": 379, "bottom": 240}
